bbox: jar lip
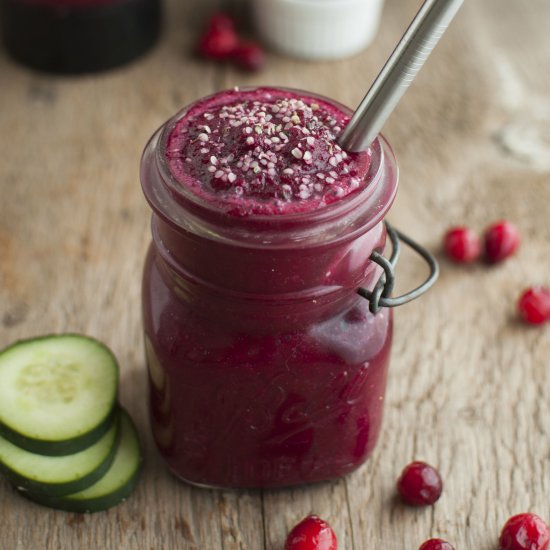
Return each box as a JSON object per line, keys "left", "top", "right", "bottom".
{"left": 142, "top": 86, "right": 399, "bottom": 248}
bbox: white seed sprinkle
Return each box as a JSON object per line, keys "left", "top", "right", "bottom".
{"left": 316, "top": 172, "right": 325, "bottom": 180}
{"left": 246, "top": 136, "right": 255, "bottom": 145}
{"left": 306, "top": 136, "right": 315, "bottom": 146}
{"left": 200, "top": 148, "right": 209, "bottom": 154}
{"left": 329, "top": 156, "right": 338, "bottom": 167}
{"left": 291, "top": 148, "right": 303, "bottom": 159}
{"left": 210, "top": 156, "right": 218, "bottom": 165}
{"left": 214, "top": 170, "right": 225, "bottom": 178}
{"left": 228, "top": 173, "right": 237, "bottom": 183}
{"left": 325, "top": 177, "right": 335, "bottom": 184}
{"left": 283, "top": 168, "right": 294, "bottom": 175}
{"left": 198, "top": 133, "right": 209, "bottom": 142}
{"left": 207, "top": 165, "right": 216, "bottom": 173}
{"left": 303, "top": 151, "right": 313, "bottom": 162}
{"left": 329, "top": 170, "right": 338, "bottom": 178}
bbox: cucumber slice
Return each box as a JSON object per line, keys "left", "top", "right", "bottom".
{"left": 21, "top": 409, "right": 142, "bottom": 513}
{"left": 0, "top": 334, "right": 118, "bottom": 455}
{"left": 0, "top": 412, "right": 120, "bottom": 497}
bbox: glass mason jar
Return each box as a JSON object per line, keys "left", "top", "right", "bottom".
{"left": 0, "top": 0, "right": 161, "bottom": 73}
{"left": 140, "top": 88, "right": 437, "bottom": 489}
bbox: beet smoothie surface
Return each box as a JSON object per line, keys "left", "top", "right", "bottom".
{"left": 0, "top": 0, "right": 161, "bottom": 73}
{"left": 140, "top": 87, "right": 437, "bottom": 489}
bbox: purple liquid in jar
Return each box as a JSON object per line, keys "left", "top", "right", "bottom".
{"left": 141, "top": 87, "right": 399, "bottom": 488}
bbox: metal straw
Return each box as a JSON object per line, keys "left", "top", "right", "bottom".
{"left": 338, "top": 0, "right": 464, "bottom": 152}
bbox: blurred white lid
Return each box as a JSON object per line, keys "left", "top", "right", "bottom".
{"left": 252, "top": 0, "right": 385, "bottom": 60}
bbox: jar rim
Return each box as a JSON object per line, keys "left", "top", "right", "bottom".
{"left": 141, "top": 86, "right": 399, "bottom": 248}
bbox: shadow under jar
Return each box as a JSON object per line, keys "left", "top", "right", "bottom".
{"left": 140, "top": 87, "right": 431, "bottom": 489}
{"left": 0, "top": 0, "right": 161, "bottom": 73}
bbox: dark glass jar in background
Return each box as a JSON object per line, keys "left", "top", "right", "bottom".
{"left": 0, "top": 0, "right": 162, "bottom": 73}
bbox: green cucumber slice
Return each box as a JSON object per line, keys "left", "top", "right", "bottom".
{"left": 0, "top": 412, "right": 120, "bottom": 497}
{"left": 0, "top": 334, "right": 119, "bottom": 455}
{"left": 22, "top": 409, "right": 142, "bottom": 513}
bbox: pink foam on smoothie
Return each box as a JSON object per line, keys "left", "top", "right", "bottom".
{"left": 165, "top": 88, "right": 371, "bottom": 216}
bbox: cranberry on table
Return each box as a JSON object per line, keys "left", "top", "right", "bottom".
{"left": 517, "top": 287, "right": 550, "bottom": 325}
{"left": 443, "top": 226, "right": 481, "bottom": 263}
{"left": 418, "top": 539, "right": 455, "bottom": 550}
{"left": 197, "top": 12, "right": 239, "bottom": 60}
{"left": 397, "top": 461, "right": 443, "bottom": 506}
{"left": 499, "top": 513, "right": 550, "bottom": 550}
{"left": 232, "top": 41, "right": 265, "bottom": 72}
{"left": 285, "top": 515, "right": 338, "bottom": 550}
{"left": 483, "top": 220, "right": 520, "bottom": 263}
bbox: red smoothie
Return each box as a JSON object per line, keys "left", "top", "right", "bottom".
{"left": 141, "top": 87, "right": 399, "bottom": 488}
{"left": 165, "top": 88, "right": 371, "bottom": 216}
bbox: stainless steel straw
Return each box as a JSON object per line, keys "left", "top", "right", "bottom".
{"left": 338, "top": 0, "right": 464, "bottom": 152}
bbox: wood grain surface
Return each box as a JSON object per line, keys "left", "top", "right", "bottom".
{"left": 1, "top": 0, "right": 550, "bottom": 548}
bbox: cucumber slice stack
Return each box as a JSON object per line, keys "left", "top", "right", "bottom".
{"left": 0, "top": 334, "right": 143, "bottom": 513}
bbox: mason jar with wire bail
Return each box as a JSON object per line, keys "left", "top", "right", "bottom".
{"left": 140, "top": 87, "right": 438, "bottom": 489}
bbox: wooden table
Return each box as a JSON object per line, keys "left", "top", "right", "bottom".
{"left": 1, "top": 1, "right": 549, "bottom": 548}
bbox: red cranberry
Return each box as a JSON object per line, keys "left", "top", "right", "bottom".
{"left": 518, "top": 287, "right": 550, "bottom": 325}
{"left": 443, "top": 226, "right": 481, "bottom": 263}
{"left": 499, "top": 513, "right": 550, "bottom": 550}
{"left": 232, "top": 41, "right": 265, "bottom": 72}
{"left": 483, "top": 220, "right": 520, "bottom": 263}
{"left": 397, "top": 461, "right": 443, "bottom": 506}
{"left": 285, "top": 515, "right": 338, "bottom": 550}
{"left": 419, "top": 539, "right": 455, "bottom": 550}
{"left": 198, "top": 13, "right": 239, "bottom": 60}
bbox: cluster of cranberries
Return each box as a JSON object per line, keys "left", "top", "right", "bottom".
{"left": 197, "top": 12, "right": 265, "bottom": 72}
{"left": 443, "top": 220, "right": 550, "bottom": 325}
{"left": 443, "top": 220, "right": 520, "bottom": 264}
{"left": 284, "top": 462, "right": 550, "bottom": 549}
